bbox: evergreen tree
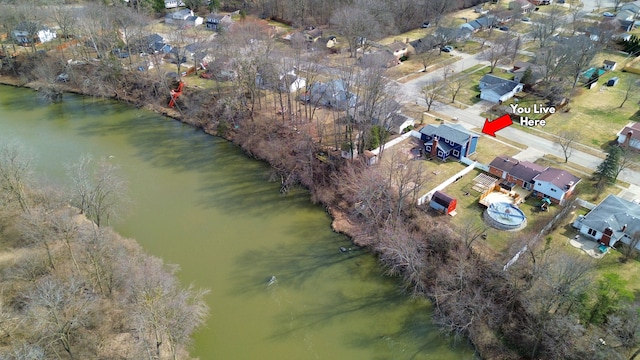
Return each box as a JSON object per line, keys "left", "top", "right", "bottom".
{"left": 594, "top": 146, "right": 621, "bottom": 186}
{"left": 208, "top": 0, "right": 220, "bottom": 12}
{"left": 519, "top": 67, "right": 533, "bottom": 86}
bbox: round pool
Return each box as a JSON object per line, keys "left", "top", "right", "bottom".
{"left": 484, "top": 202, "right": 527, "bottom": 231}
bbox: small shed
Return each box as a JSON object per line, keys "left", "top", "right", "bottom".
{"left": 429, "top": 190, "right": 457, "bottom": 216}
{"left": 607, "top": 77, "right": 619, "bottom": 87}
{"left": 604, "top": 60, "right": 617, "bottom": 71}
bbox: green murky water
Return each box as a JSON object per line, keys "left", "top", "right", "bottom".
{"left": 0, "top": 85, "right": 474, "bottom": 359}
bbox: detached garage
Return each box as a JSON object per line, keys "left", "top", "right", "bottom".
{"left": 429, "top": 190, "right": 457, "bottom": 216}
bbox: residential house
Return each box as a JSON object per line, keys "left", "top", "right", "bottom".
{"left": 603, "top": 60, "right": 617, "bottom": 71}
{"left": 360, "top": 50, "right": 400, "bottom": 68}
{"left": 478, "top": 74, "right": 523, "bottom": 103}
{"left": 303, "top": 28, "right": 323, "bottom": 42}
{"left": 573, "top": 194, "right": 640, "bottom": 248}
{"left": 529, "top": 0, "right": 551, "bottom": 5}
{"left": 616, "top": 9, "right": 636, "bottom": 21}
{"left": 134, "top": 33, "right": 164, "bottom": 53}
{"left": 488, "top": 156, "right": 581, "bottom": 204}
{"left": 531, "top": 167, "right": 581, "bottom": 205}
{"left": 460, "top": 16, "right": 497, "bottom": 32}
{"left": 12, "top": 22, "right": 56, "bottom": 45}
{"left": 306, "top": 79, "right": 357, "bottom": 109}
{"left": 488, "top": 156, "right": 546, "bottom": 191}
{"left": 205, "top": 13, "right": 232, "bottom": 31}
{"left": 279, "top": 70, "right": 306, "bottom": 93}
{"left": 164, "top": 0, "right": 185, "bottom": 8}
{"left": 511, "top": 61, "right": 544, "bottom": 84}
{"left": 509, "top": 0, "right": 534, "bottom": 12}
{"left": 621, "top": 1, "right": 640, "bottom": 15}
{"left": 621, "top": 1, "right": 640, "bottom": 12}
{"left": 617, "top": 122, "right": 640, "bottom": 150}
{"left": 409, "top": 35, "right": 439, "bottom": 54}
{"left": 388, "top": 113, "right": 415, "bottom": 134}
{"left": 417, "top": 123, "right": 479, "bottom": 161}
{"left": 165, "top": 9, "right": 195, "bottom": 24}
{"left": 387, "top": 41, "right": 412, "bottom": 59}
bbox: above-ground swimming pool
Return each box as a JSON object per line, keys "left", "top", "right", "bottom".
{"left": 484, "top": 202, "right": 527, "bottom": 231}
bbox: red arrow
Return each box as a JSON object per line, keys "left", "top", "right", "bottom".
{"left": 482, "top": 114, "right": 513, "bottom": 137}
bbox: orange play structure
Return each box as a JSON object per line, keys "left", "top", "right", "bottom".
{"left": 168, "top": 81, "right": 184, "bottom": 108}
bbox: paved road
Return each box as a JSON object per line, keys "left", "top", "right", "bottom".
{"left": 396, "top": 51, "right": 640, "bottom": 188}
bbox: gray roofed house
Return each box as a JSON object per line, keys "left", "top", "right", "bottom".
{"left": 409, "top": 35, "right": 438, "bottom": 54}
{"left": 479, "top": 74, "right": 523, "bottom": 103}
{"left": 205, "top": 13, "right": 232, "bottom": 31}
{"left": 621, "top": 1, "right": 640, "bottom": 13}
{"left": 418, "top": 123, "right": 479, "bottom": 161}
{"left": 573, "top": 194, "right": 640, "bottom": 248}
{"left": 307, "top": 79, "right": 357, "bottom": 108}
{"left": 388, "top": 113, "right": 415, "bottom": 134}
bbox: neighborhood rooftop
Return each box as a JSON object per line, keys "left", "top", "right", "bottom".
{"left": 419, "top": 123, "right": 476, "bottom": 144}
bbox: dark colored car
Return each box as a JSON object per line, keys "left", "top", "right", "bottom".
{"left": 421, "top": 22, "right": 431, "bottom": 28}
{"left": 441, "top": 45, "right": 453, "bottom": 53}
{"left": 499, "top": 26, "right": 509, "bottom": 31}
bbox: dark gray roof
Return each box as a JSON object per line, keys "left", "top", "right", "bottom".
{"left": 533, "top": 168, "right": 581, "bottom": 189}
{"left": 480, "top": 74, "right": 521, "bottom": 96}
{"left": 420, "top": 123, "right": 478, "bottom": 145}
{"left": 390, "top": 113, "right": 413, "bottom": 128}
{"left": 580, "top": 194, "right": 640, "bottom": 241}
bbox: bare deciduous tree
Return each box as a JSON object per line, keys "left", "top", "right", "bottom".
{"left": 422, "top": 79, "right": 443, "bottom": 112}
{"left": 66, "top": 155, "right": 127, "bottom": 227}
{"left": 0, "top": 140, "right": 33, "bottom": 213}
{"left": 556, "top": 129, "right": 580, "bottom": 163}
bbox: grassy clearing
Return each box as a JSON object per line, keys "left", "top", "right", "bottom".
{"left": 468, "top": 136, "right": 521, "bottom": 164}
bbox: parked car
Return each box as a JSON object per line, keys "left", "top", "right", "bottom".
{"left": 603, "top": 12, "right": 615, "bottom": 17}
{"left": 499, "top": 26, "right": 509, "bottom": 31}
{"left": 441, "top": 45, "right": 453, "bottom": 53}
{"left": 521, "top": 16, "right": 530, "bottom": 22}
{"left": 421, "top": 21, "right": 431, "bottom": 28}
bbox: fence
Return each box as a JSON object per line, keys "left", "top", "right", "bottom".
{"left": 417, "top": 161, "right": 478, "bottom": 205}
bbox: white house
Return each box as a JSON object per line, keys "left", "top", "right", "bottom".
{"left": 478, "top": 74, "right": 523, "bottom": 103}
{"left": 279, "top": 70, "right": 306, "bottom": 93}
{"left": 621, "top": 1, "right": 640, "bottom": 14}
{"left": 165, "top": 9, "right": 194, "bottom": 24}
{"left": 603, "top": 60, "right": 617, "bottom": 71}
{"left": 573, "top": 194, "right": 640, "bottom": 248}
{"left": 388, "top": 113, "right": 415, "bottom": 134}
{"left": 618, "top": 122, "right": 640, "bottom": 150}
{"left": 164, "top": 0, "right": 185, "bottom": 8}
{"left": 12, "top": 22, "right": 56, "bottom": 45}
{"left": 531, "top": 168, "right": 581, "bottom": 205}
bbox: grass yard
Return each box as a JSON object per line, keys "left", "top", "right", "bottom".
{"left": 546, "top": 70, "right": 640, "bottom": 149}
{"left": 441, "top": 169, "right": 562, "bottom": 253}
{"left": 542, "top": 206, "right": 640, "bottom": 294}
{"left": 469, "top": 136, "right": 521, "bottom": 164}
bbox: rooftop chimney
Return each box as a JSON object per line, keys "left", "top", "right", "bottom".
{"left": 625, "top": 130, "right": 633, "bottom": 147}
{"left": 431, "top": 138, "right": 438, "bottom": 158}
{"left": 622, "top": 224, "right": 628, "bottom": 232}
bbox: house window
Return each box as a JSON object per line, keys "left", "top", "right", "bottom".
{"left": 425, "top": 145, "right": 431, "bottom": 152}
{"left": 588, "top": 228, "right": 597, "bottom": 236}
{"left": 438, "top": 150, "right": 444, "bottom": 157}
{"left": 453, "top": 149, "right": 460, "bottom": 157}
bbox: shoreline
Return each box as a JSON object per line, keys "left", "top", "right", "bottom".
{"left": 0, "top": 77, "right": 362, "bottom": 243}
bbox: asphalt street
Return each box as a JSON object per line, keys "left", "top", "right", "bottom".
{"left": 396, "top": 50, "right": 640, "bottom": 188}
